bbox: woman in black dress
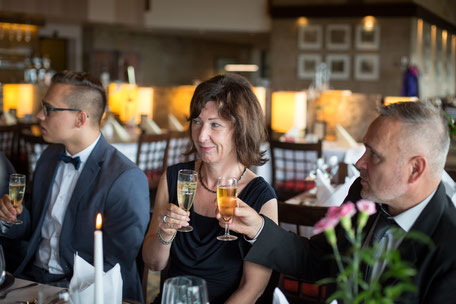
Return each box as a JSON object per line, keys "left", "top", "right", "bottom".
{"left": 142, "top": 74, "right": 278, "bottom": 303}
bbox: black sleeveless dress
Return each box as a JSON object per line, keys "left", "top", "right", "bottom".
{"left": 166, "top": 161, "right": 277, "bottom": 304}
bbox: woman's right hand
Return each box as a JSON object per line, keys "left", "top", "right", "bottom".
{"left": 158, "top": 203, "right": 190, "bottom": 234}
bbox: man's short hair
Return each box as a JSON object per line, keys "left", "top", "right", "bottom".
{"left": 378, "top": 101, "right": 450, "bottom": 175}
{"left": 51, "top": 71, "right": 106, "bottom": 125}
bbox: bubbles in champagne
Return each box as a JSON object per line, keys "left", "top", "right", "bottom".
{"left": 177, "top": 181, "right": 197, "bottom": 211}
{"left": 9, "top": 183, "right": 25, "bottom": 208}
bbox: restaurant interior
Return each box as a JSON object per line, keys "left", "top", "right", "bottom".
{"left": 0, "top": 0, "right": 456, "bottom": 303}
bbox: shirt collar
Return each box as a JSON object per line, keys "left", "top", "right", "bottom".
{"left": 64, "top": 133, "right": 101, "bottom": 166}
{"left": 391, "top": 188, "right": 437, "bottom": 232}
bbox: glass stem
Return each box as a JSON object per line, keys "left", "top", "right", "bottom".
{"left": 224, "top": 222, "right": 230, "bottom": 235}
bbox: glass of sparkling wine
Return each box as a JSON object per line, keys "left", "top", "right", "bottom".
{"left": 9, "top": 173, "right": 26, "bottom": 225}
{"left": 177, "top": 169, "right": 198, "bottom": 232}
{"left": 217, "top": 177, "right": 238, "bottom": 241}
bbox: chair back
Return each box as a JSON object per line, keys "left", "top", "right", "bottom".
{"left": 136, "top": 133, "right": 169, "bottom": 206}
{"left": 0, "top": 125, "right": 19, "bottom": 162}
{"left": 278, "top": 201, "right": 328, "bottom": 303}
{"left": 19, "top": 132, "right": 48, "bottom": 180}
{"left": 166, "top": 131, "right": 198, "bottom": 167}
{"left": 270, "top": 140, "right": 322, "bottom": 201}
{"left": 278, "top": 201, "right": 328, "bottom": 235}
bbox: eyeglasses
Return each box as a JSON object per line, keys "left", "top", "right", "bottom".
{"left": 41, "top": 101, "right": 89, "bottom": 118}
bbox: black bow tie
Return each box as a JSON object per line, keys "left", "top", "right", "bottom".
{"left": 58, "top": 154, "right": 81, "bottom": 170}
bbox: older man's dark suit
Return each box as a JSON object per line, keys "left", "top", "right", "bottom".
{"left": 0, "top": 135, "right": 150, "bottom": 301}
{"left": 244, "top": 178, "right": 456, "bottom": 303}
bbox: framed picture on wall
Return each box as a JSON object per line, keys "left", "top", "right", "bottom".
{"left": 297, "top": 54, "right": 322, "bottom": 79}
{"left": 326, "top": 54, "right": 350, "bottom": 80}
{"left": 355, "top": 24, "right": 380, "bottom": 50}
{"left": 326, "top": 24, "right": 351, "bottom": 50}
{"left": 298, "top": 25, "right": 323, "bottom": 50}
{"left": 354, "top": 54, "right": 379, "bottom": 80}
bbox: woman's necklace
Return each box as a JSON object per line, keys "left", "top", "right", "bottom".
{"left": 198, "top": 163, "right": 247, "bottom": 194}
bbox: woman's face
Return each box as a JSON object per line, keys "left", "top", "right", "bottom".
{"left": 191, "top": 101, "right": 236, "bottom": 165}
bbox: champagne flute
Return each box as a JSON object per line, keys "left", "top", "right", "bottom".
{"left": 177, "top": 169, "right": 198, "bottom": 232}
{"left": 217, "top": 176, "right": 238, "bottom": 241}
{"left": 8, "top": 174, "right": 26, "bottom": 225}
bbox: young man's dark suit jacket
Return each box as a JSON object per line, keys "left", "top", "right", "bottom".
{"left": 0, "top": 134, "right": 150, "bottom": 301}
{"left": 243, "top": 178, "right": 456, "bottom": 303}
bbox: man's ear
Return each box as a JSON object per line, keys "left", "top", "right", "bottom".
{"left": 75, "top": 111, "right": 88, "bottom": 128}
{"left": 408, "top": 155, "right": 426, "bottom": 183}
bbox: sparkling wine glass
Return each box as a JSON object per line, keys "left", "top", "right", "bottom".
{"left": 162, "top": 276, "right": 208, "bottom": 304}
{"left": 216, "top": 176, "right": 238, "bottom": 241}
{"left": 177, "top": 169, "right": 198, "bottom": 232}
{"left": 8, "top": 174, "right": 26, "bottom": 225}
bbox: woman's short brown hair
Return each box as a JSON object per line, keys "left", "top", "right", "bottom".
{"left": 188, "top": 74, "right": 268, "bottom": 167}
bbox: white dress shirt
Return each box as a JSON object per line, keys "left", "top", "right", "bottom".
{"left": 34, "top": 134, "right": 101, "bottom": 274}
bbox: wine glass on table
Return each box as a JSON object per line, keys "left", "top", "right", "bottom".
{"left": 216, "top": 176, "right": 238, "bottom": 241}
{"left": 8, "top": 174, "right": 26, "bottom": 225}
{"left": 177, "top": 169, "right": 198, "bottom": 232}
{"left": 162, "top": 275, "right": 208, "bottom": 304}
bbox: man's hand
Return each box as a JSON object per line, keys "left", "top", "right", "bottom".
{"left": 0, "top": 194, "right": 21, "bottom": 222}
{"left": 216, "top": 199, "right": 263, "bottom": 239}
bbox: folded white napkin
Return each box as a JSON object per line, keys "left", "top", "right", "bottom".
{"left": 347, "top": 164, "right": 360, "bottom": 179}
{"left": 69, "top": 253, "right": 122, "bottom": 304}
{"left": 102, "top": 116, "right": 130, "bottom": 142}
{"left": 273, "top": 287, "right": 289, "bottom": 304}
{"left": 319, "top": 175, "right": 358, "bottom": 207}
{"left": 168, "top": 114, "right": 184, "bottom": 132}
{"left": 335, "top": 124, "right": 358, "bottom": 149}
{"left": 279, "top": 126, "right": 305, "bottom": 142}
{"left": 140, "top": 117, "right": 162, "bottom": 134}
{"left": 3, "top": 111, "right": 17, "bottom": 125}
{"left": 316, "top": 169, "right": 334, "bottom": 204}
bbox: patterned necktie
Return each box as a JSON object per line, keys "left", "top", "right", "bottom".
{"left": 364, "top": 205, "right": 397, "bottom": 281}
{"left": 58, "top": 154, "right": 81, "bottom": 170}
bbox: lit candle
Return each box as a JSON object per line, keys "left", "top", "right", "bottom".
{"left": 94, "top": 213, "right": 104, "bottom": 304}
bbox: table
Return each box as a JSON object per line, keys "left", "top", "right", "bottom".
{"left": 1, "top": 277, "right": 139, "bottom": 304}
{"left": 1, "top": 277, "right": 64, "bottom": 304}
{"left": 253, "top": 141, "right": 365, "bottom": 184}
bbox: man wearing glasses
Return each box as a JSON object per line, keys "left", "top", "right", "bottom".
{"left": 0, "top": 71, "right": 150, "bottom": 302}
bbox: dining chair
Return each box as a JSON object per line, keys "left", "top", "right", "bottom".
{"left": 278, "top": 201, "right": 328, "bottom": 304}
{"left": 19, "top": 132, "right": 49, "bottom": 181}
{"left": 166, "top": 131, "right": 198, "bottom": 167}
{"left": 269, "top": 139, "right": 323, "bottom": 201}
{"left": 0, "top": 124, "right": 19, "bottom": 165}
{"left": 136, "top": 133, "right": 170, "bottom": 209}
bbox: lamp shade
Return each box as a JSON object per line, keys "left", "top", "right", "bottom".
{"left": 138, "top": 87, "right": 154, "bottom": 122}
{"left": 108, "top": 83, "right": 138, "bottom": 123}
{"left": 3, "top": 84, "right": 35, "bottom": 118}
{"left": 271, "top": 91, "right": 307, "bottom": 133}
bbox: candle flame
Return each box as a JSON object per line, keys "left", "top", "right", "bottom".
{"left": 96, "top": 213, "right": 102, "bottom": 229}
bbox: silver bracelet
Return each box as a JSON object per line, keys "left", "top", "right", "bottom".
{"left": 157, "top": 229, "right": 176, "bottom": 245}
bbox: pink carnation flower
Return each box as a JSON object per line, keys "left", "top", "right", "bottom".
{"left": 327, "top": 206, "right": 341, "bottom": 219}
{"left": 313, "top": 216, "right": 340, "bottom": 235}
{"left": 356, "top": 199, "right": 376, "bottom": 215}
{"left": 339, "top": 202, "right": 356, "bottom": 218}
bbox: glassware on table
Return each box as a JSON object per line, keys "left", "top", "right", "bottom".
{"left": 8, "top": 174, "right": 26, "bottom": 225}
{"left": 177, "top": 169, "right": 198, "bottom": 232}
{"left": 0, "top": 245, "right": 5, "bottom": 285}
{"left": 162, "top": 275, "right": 208, "bottom": 304}
{"left": 216, "top": 176, "right": 238, "bottom": 241}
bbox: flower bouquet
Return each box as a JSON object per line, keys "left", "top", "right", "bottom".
{"left": 313, "top": 200, "right": 418, "bottom": 304}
